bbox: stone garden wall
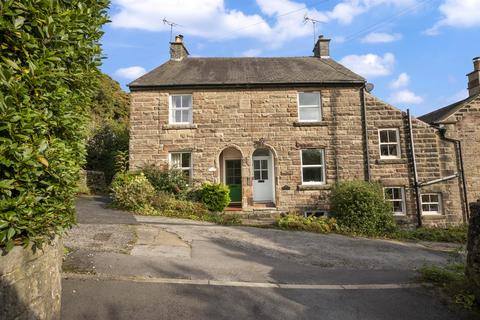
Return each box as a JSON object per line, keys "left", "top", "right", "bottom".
{"left": 0, "top": 238, "right": 63, "bottom": 320}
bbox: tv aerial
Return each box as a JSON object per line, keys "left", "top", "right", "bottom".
{"left": 303, "top": 14, "right": 324, "bottom": 46}
{"left": 163, "top": 18, "right": 183, "bottom": 42}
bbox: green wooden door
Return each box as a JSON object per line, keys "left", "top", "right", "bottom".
{"left": 225, "top": 159, "right": 242, "bottom": 202}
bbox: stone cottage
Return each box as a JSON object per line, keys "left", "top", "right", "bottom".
{"left": 128, "top": 35, "right": 473, "bottom": 226}
{"left": 420, "top": 57, "right": 480, "bottom": 207}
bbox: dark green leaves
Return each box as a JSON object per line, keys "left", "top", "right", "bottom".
{"left": 0, "top": 0, "right": 110, "bottom": 252}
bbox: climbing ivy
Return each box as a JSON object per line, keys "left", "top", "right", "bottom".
{"left": 0, "top": 0, "right": 109, "bottom": 252}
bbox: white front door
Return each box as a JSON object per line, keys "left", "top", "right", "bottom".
{"left": 253, "top": 155, "right": 274, "bottom": 202}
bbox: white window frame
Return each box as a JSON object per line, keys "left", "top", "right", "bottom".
{"left": 300, "top": 149, "right": 326, "bottom": 185}
{"left": 169, "top": 152, "right": 193, "bottom": 179}
{"left": 421, "top": 193, "right": 443, "bottom": 215}
{"left": 384, "top": 187, "right": 406, "bottom": 216}
{"left": 297, "top": 92, "right": 322, "bottom": 122}
{"left": 169, "top": 94, "right": 193, "bottom": 124}
{"left": 378, "top": 128, "right": 401, "bottom": 159}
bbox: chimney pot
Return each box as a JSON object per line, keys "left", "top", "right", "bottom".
{"left": 313, "top": 35, "right": 330, "bottom": 58}
{"left": 170, "top": 34, "right": 189, "bottom": 61}
{"left": 468, "top": 56, "right": 480, "bottom": 97}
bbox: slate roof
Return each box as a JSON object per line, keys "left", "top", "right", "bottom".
{"left": 419, "top": 93, "right": 480, "bottom": 124}
{"left": 129, "top": 57, "right": 365, "bottom": 89}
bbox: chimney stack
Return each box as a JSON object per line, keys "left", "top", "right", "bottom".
{"left": 313, "top": 35, "right": 330, "bottom": 58}
{"left": 170, "top": 35, "right": 189, "bottom": 61}
{"left": 468, "top": 57, "right": 480, "bottom": 97}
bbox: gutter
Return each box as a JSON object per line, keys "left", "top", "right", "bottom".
{"left": 406, "top": 109, "right": 423, "bottom": 227}
{"left": 437, "top": 127, "right": 469, "bottom": 222}
{"left": 360, "top": 87, "right": 371, "bottom": 181}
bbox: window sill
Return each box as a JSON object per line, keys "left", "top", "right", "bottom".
{"left": 376, "top": 158, "right": 406, "bottom": 165}
{"left": 293, "top": 121, "right": 327, "bottom": 127}
{"left": 422, "top": 214, "right": 445, "bottom": 220}
{"left": 297, "top": 184, "right": 330, "bottom": 191}
{"left": 163, "top": 124, "right": 197, "bottom": 130}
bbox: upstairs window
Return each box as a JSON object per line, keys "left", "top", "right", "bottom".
{"left": 384, "top": 187, "right": 405, "bottom": 215}
{"left": 169, "top": 152, "right": 192, "bottom": 179}
{"left": 301, "top": 149, "right": 325, "bottom": 184}
{"left": 378, "top": 129, "right": 401, "bottom": 159}
{"left": 170, "top": 94, "right": 192, "bottom": 124}
{"left": 421, "top": 193, "right": 442, "bottom": 215}
{"left": 298, "top": 92, "right": 321, "bottom": 122}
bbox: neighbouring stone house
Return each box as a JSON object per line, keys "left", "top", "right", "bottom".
{"left": 419, "top": 57, "right": 480, "bottom": 207}
{"left": 128, "top": 35, "right": 475, "bottom": 226}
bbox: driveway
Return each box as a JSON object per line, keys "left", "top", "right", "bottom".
{"left": 62, "top": 196, "right": 470, "bottom": 319}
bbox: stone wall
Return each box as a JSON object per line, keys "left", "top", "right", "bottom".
{"left": 0, "top": 237, "right": 63, "bottom": 320}
{"left": 467, "top": 201, "right": 480, "bottom": 304}
{"left": 129, "top": 87, "right": 465, "bottom": 225}
{"left": 366, "top": 95, "right": 464, "bottom": 226}
{"left": 78, "top": 170, "right": 107, "bottom": 194}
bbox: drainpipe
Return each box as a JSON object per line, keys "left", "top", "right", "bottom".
{"left": 360, "top": 87, "right": 371, "bottom": 181}
{"left": 437, "top": 126, "right": 469, "bottom": 222}
{"left": 406, "top": 109, "right": 423, "bottom": 227}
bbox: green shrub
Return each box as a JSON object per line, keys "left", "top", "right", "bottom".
{"left": 394, "top": 225, "right": 468, "bottom": 244}
{"left": 330, "top": 180, "right": 397, "bottom": 236}
{"left": 0, "top": 0, "right": 109, "bottom": 252}
{"left": 110, "top": 172, "right": 155, "bottom": 212}
{"left": 86, "top": 121, "right": 129, "bottom": 183}
{"left": 142, "top": 166, "right": 189, "bottom": 197}
{"left": 150, "top": 192, "right": 210, "bottom": 218}
{"left": 276, "top": 214, "right": 338, "bottom": 233}
{"left": 199, "top": 182, "right": 231, "bottom": 212}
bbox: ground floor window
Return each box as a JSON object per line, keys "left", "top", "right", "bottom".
{"left": 301, "top": 149, "right": 325, "bottom": 184}
{"left": 421, "top": 193, "right": 442, "bottom": 215}
{"left": 169, "top": 152, "right": 192, "bottom": 179}
{"left": 384, "top": 187, "right": 405, "bottom": 215}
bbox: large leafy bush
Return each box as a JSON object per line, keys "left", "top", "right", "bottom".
{"left": 330, "top": 180, "right": 397, "bottom": 236}
{"left": 142, "top": 166, "right": 189, "bottom": 197}
{"left": 199, "top": 183, "right": 231, "bottom": 212}
{"left": 110, "top": 172, "right": 155, "bottom": 212}
{"left": 0, "top": 0, "right": 109, "bottom": 251}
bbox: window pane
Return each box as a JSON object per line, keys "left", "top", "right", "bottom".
{"left": 392, "top": 201, "right": 403, "bottom": 212}
{"left": 183, "top": 169, "right": 190, "bottom": 179}
{"left": 171, "top": 154, "right": 181, "bottom": 168}
{"left": 181, "top": 110, "right": 190, "bottom": 122}
{"left": 299, "top": 107, "right": 320, "bottom": 121}
{"left": 254, "top": 170, "right": 260, "bottom": 180}
{"left": 388, "top": 130, "right": 397, "bottom": 142}
{"left": 262, "top": 170, "right": 268, "bottom": 180}
{"left": 384, "top": 188, "right": 393, "bottom": 200}
{"left": 182, "top": 95, "right": 192, "bottom": 109}
{"left": 379, "top": 130, "right": 389, "bottom": 143}
{"left": 388, "top": 145, "right": 398, "bottom": 156}
{"left": 253, "top": 160, "right": 260, "bottom": 170}
{"left": 303, "top": 167, "right": 323, "bottom": 183}
{"left": 302, "top": 149, "right": 322, "bottom": 165}
{"left": 172, "top": 96, "right": 182, "bottom": 108}
{"left": 429, "top": 204, "right": 439, "bottom": 212}
{"left": 299, "top": 92, "right": 320, "bottom": 106}
{"left": 181, "top": 153, "right": 191, "bottom": 168}
{"left": 174, "top": 110, "right": 182, "bottom": 123}
{"left": 380, "top": 145, "right": 390, "bottom": 156}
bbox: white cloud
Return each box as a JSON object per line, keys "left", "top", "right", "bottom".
{"left": 111, "top": 0, "right": 419, "bottom": 46}
{"left": 389, "top": 89, "right": 424, "bottom": 104}
{"left": 390, "top": 72, "right": 410, "bottom": 89}
{"left": 242, "top": 49, "right": 262, "bottom": 57}
{"left": 361, "top": 32, "right": 402, "bottom": 43}
{"left": 426, "top": 0, "right": 480, "bottom": 35}
{"left": 115, "top": 66, "right": 147, "bottom": 80}
{"left": 340, "top": 53, "right": 395, "bottom": 78}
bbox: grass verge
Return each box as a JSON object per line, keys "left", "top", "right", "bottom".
{"left": 419, "top": 264, "right": 479, "bottom": 314}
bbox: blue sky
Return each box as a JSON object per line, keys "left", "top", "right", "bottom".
{"left": 101, "top": 0, "right": 480, "bottom": 116}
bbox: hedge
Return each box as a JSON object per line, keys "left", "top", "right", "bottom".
{"left": 0, "top": 0, "right": 109, "bottom": 252}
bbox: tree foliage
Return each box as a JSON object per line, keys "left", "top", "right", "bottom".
{"left": 90, "top": 73, "right": 129, "bottom": 125}
{"left": 0, "top": 0, "right": 109, "bottom": 251}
